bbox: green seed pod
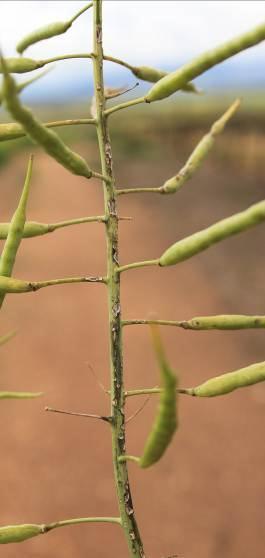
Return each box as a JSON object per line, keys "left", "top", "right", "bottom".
{"left": 0, "top": 58, "right": 43, "bottom": 74}
{"left": 131, "top": 65, "right": 199, "bottom": 93}
{"left": 0, "top": 222, "right": 49, "bottom": 239}
{"left": 162, "top": 99, "right": 240, "bottom": 194}
{"left": 187, "top": 361, "right": 265, "bottom": 397}
{"left": 0, "top": 156, "right": 33, "bottom": 279}
{"left": 0, "top": 391, "right": 42, "bottom": 399}
{"left": 16, "top": 3, "right": 92, "bottom": 54}
{"left": 139, "top": 326, "right": 178, "bottom": 468}
{"left": 159, "top": 199, "right": 265, "bottom": 267}
{"left": 0, "top": 523, "right": 45, "bottom": 544}
{"left": 2, "top": 59, "right": 93, "bottom": 179}
{"left": 0, "top": 68, "right": 51, "bottom": 106}
{"left": 181, "top": 314, "right": 265, "bottom": 330}
{"left": 145, "top": 22, "right": 265, "bottom": 102}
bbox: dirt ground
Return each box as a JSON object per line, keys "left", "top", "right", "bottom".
{"left": 0, "top": 131, "right": 264, "bottom": 558}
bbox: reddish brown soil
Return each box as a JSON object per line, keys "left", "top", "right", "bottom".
{"left": 0, "top": 137, "right": 264, "bottom": 558}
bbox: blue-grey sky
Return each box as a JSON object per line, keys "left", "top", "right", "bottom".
{"left": 0, "top": 1, "right": 265, "bottom": 100}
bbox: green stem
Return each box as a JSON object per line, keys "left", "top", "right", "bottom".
{"left": 104, "top": 96, "right": 145, "bottom": 117}
{"left": 28, "top": 275, "right": 107, "bottom": 291}
{"left": 45, "top": 516, "right": 121, "bottom": 532}
{"left": 123, "top": 319, "right": 182, "bottom": 327}
{"left": 49, "top": 215, "right": 106, "bottom": 231}
{"left": 117, "top": 187, "right": 162, "bottom": 196}
{"left": 125, "top": 388, "right": 187, "bottom": 397}
{"left": 0, "top": 119, "right": 96, "bottom": 143}
{"left": 122, "top": 315, "right": 265, "bottom": 330}
{"left": 118, "top": 455, "right": 140, "bottom": 464}
{"left": 0, "top": 391, "right": 43, "bottom": 399}
{"left": 117, "top": 259, "right": 159, "bottom": 274}
{"left": 41, "top": 53, "right": 94, "bottom": 66}
{"left": 92, "top": 2, "right": 145, "bottom": 557}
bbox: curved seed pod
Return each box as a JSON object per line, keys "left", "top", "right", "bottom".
{"left": 139, "top": 326, "right": 178, "bottom": 468}
{"left": 131, "top": 65, "right": 199, "bottom": 94}
{"left": 0, "top": 391, "right": 42, "bottom": 399}
{"left": 181, "top": 314, "right": 265, "bottom": 330}
{"left": 0, "top": 155, "right": 33, "bottom": 279}
{"left": 186, "top": 361, "right": 265, "bottom": 397}
{"left": 159, "top": 199, "right": 265, "bottom": 267}
{"left": 162, "top": 99, "right": 240, "bottom": 194}
{"left": 16, "top": 3, "right": 92, "bottom": 54}
{"left": 0, "top": 58, "right": 43, "bottom": 74}
{"left": 145, "top": 22, "right": 265, "bottom": 102}
{"left": 2, "top": 59, "right": 93, "bottom": 179}
{"left": 0, "top": 524, "right": 45, "bottom": 544}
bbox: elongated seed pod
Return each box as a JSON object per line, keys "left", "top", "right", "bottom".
{"left": 0, "top": 156, "right": 33, "bottom": 279}
{"left": 0, "top": 58, "right": 44, "bottom": 74}
{"left": 145, "top": 22, "right": 265, "bottom": 102}
{"left": 181, "top": 314, "right": 265, "bottom": 330}
{"left": 0, "top": 391, "right": 42, "bottom": 399}
{"left": 0, "top": 215, "right": 104, "bottom": 239}
{"left": 16, "top": 3, "right": 92, "bottom": 54}
{"left": 186, "top": 361, "right": 265, "bottom": 397}
{"left": 159, "top": 199, "right": 265, "bottom": 266}
{"left": 131, "top": 65, "right": 198, "bottom": 93}
{"left": 0, "top": 524, "right": 45, "bottom": 544}
{"left": 139, "top": 326, "right": 178, "bottom": 468}
{"left": 2, "top": 59, "right": 93, "bottom": 179}
{"left": 162, "top": 99, "right": 240, "bottom": 194}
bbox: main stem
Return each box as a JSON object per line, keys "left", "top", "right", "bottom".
{"left": 92, "top": 2, "right": 145, "bottom": 557}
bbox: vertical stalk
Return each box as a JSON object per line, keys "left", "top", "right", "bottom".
{"left": 92, "top": 2, "right": 145, "bottom": 557}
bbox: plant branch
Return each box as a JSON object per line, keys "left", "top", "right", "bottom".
{"left": 45, "top": 406, "right": 111, "bottom": 423}
{"left": 0, "top": 119, "right": 96, "bottom": 143}
{"left": 117, "top": 259, "right": 159, "bottom": 274}
{"left": 104, "top": 96, "right": 145, "bottom": 117}
{"left": 92, "top": 2, "right": 145, "bottom": 556}
{"left": 122, "top": 315, "right": 265, "bottom": 330}
{"left": 45, "top": 516, "right": 122, "bottom": 532}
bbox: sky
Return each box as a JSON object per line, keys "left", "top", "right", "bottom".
{"left": 0, "top": 1, "right": 264, "bottom": 101}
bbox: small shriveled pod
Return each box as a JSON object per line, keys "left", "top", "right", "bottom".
{"left": 162, "top": 99, "right": 240, "bottom": 194}
{"left": 145, "top": 22, "right": 265, "bottom": 102}
{"left": 16, "top": 3, "right": 92, "bottom": 54}
{"left": 2, "top": 57, "right": 95, "bottom": 180}
{"left": 0, "top": 524, "right": 45, "bottom": 544}
{"left": 140, "top": 326, "right": 178, "bottom": 468}
{"left": 184, "top": 361, "right": 265, "bottom": 397}
{"left": 159, "top": 199, "right": 265, "bottom": 267}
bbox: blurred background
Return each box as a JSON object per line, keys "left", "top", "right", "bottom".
{"left": 0, "top": 2, "right": 264, "bottom": 558}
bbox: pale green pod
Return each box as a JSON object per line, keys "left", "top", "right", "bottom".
{"left": 145, "top": 22, "right": 265, "bottom": 102}
{"left": 0, "top": 391, "right": 42, "bottom": 399}
{"left": 0, "top": 57, "right": 43, "bottom": 74}
{"left": 139, "top": 326, "right": 178, "bottom": 468}
{"left": 181, "top": 314, "right": 265, "bottom": 330}
{"left": 0, "top": 523, "right": 45, "bottom": 544}
{"left": 0, "top": 222, "right": 48, "bottom": 238}
{"left": 0, "top": 156, "right": 33, "bottom": 279}
{"left": 131, "top": 65, "right": 198, "bottom": 93}
{"left": 162, "top": 99, "right": 240, "bottom": 194}
{"left": 16, "top": 3, "right": 92, "bottom": 54}
{"left": 187, "top": 361, "right": 265, "bottom": 397}
{"left": 2, "top": 59, "right": 93, "bottom": 179}
{"left": 159, "top": 200, "right": 265, "bottom": 266}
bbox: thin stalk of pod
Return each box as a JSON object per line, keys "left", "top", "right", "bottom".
{"left": 1, "top": 56, "right": 105, "bottom": 181}
{"left": 0, "top": 516, "right": 121, "bottom": 544}
{"left": 0, "top": 275, "right": 106, "bottom": 294}
{"left": 0, "top": 215, "right": 106, "bottom": 239}
{"left": 182, "top": 361, "right": 265, "bottom": 397}
{"left": 122, "top": 315, "right": 265, "bottom": 330}
{"left": 0, "top": 118, "right": 96, "bottom": 143}
{"left": 117, "top": 99, "right": 240, "bottom": 196}
{"left": 0, "top": 155, "right": 33, "bottom": 309}
{"left": 0, "top": 391, "right": 42, "bottom": 399}
{"left": 16, "top": 3, "right": 93, "bottom": 54}
{"left": 159, "top": 199, "right": 265, "bottom": 266}
{"left": 120, "top": 326, "right": 178, "bottom": 468}
{"left": 0, "top": 68, "right": 52, "bottom": 105}
{"left": 103, "top": 55, "right": 200, "bottom": 94}
{"left": 145, "top": 22, "right": 265, "bottom": 102}
{"left": 0, "top": 53, "right": 95, "bottom": 74}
